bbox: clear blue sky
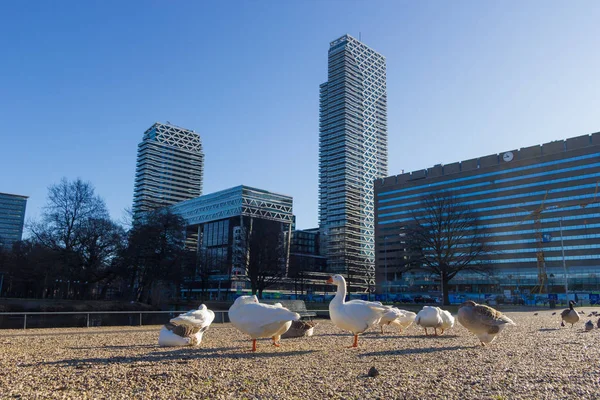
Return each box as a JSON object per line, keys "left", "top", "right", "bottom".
{"left": 1, "top": 1, "right": 599, "bottom": 230}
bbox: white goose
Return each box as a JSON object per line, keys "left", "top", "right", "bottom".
{"left": 327, "top": 274, "right": 387, "bottom": 347}
{"left": 415, "top": 306, "right": 443, "bottom": 335}
{"left": 378, "top": 308, "right": 417, "bottom": 334}
{"left": 158, "top": 304, "right": 215, "bottom": 347}
{"left": 438, "top": 308, "right": 455, "bottom": 335}
{"left": 272, "top": 302, "right": 293, "bottom": 346}
{"left": 228, "top": 295, "right": 300, "bottom": 352}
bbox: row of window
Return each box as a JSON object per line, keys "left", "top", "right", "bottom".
{"left": 379, "top": 171, "right": 600, "bottom": 210}
{"left": 379, "top": 188, "right": 600, "bottom": 226}
{"left": 202, "top": 220, "right": 230, "bottom": 247}
{"left": 378, "top": 151, "right": 600, "bottom": 198}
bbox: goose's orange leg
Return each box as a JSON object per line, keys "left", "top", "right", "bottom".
{"left": 272, "top": 337, "right": 281, "bottom": 347}
{"left": 347, "top": 334, "right": 359, "bottom": 348}
{"left": 251, "top": 339, "right": 257, "bottom": 352}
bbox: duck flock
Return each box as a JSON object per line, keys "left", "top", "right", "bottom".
{"left": 158, "top": 274, "right": 595, "bottom": 351}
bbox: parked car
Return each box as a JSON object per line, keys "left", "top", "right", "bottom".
{"left": 398, "top": 295, "right": 414, "bottom": 303}
{"left": 484, "top": 295, "right": 506, "bottom": 305}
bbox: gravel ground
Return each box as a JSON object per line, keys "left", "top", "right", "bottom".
{"left": 1, "top": 308, "right": 599, "bottom": 399}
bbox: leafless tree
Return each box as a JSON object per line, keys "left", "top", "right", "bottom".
{"left": 239, "top": 218, "right": 287, "bottom": 299}
{"left": 401, "top": 192, "right": 492, "bottom": 305}
{"left": 28, "top": 178, "right": 123, "bottom": 298}
{"left": 122, "top": 208, "right": 188, "bottom": 304}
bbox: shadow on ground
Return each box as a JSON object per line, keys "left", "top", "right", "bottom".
{"left": 25, "top": 347, "right": 318, "bottom": 368}
{"left": 359, "top": 345, "right": 469, "bottom": 357}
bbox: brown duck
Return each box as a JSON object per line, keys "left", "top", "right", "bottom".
{"left": 457, "top": 301, "right": 516, "bottom": 346}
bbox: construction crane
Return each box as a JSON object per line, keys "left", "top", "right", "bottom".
{"left": 517, "top": 191, "right": 549, "bottom": 294}
{"left": 517, "top": 181, "right": 599, "bottom": 295}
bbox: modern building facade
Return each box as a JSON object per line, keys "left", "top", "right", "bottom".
{"left": 375, "top": 133, "right": 600, "bottom": 297}
{"left": 288, "top": 228, "right": 328, "bottom": 293}
{"left": 133, "top": 122, "right": 204, "bottom": 216}
{"left": 0, "top": 192, "right": 28, "bottom": 249}
{"left": 319, "top": 34, "right": 388, "bottom": 292}
{"left": 171, "top": 185, "right": 294, "bottom": 299}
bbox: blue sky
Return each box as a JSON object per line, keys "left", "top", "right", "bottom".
{"left": 1, "top": 1, "right": 599, "bottom": 230}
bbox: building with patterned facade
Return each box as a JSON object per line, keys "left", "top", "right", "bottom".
{"left": 0, "top": 192, "right": 28, "bottom": 249}
{"left": 319, "top": 34, "right": 388, "bottom": 292}
{"left": 170, "top": 185, "right": 294, "bottom": 299}
{"left": 375, "top": 133, "right": 600, "bottom": 297}
{"left": 133, "top": 122, "right": 204, "bottom": 216}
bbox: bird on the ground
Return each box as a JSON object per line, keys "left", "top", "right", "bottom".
{"left": 326, "top": 274, "right": 387, "bottom": 348}
{"left": 415, "top": 306, "right": 444, "bottom": 336}
{"left": 552, "top": 312, "right": 557, "bottom": 316}
{"left": 560, "top": 300, "right": 580, "bottom": 328}
{"left": 378, "top": 308, "right": 416, "bottom": 334}
{"left": 533, "top": 313, "right": 539, "bottom": 316}
{"left": 597, "top": 318, "right": 600, "bottom": 329}
{"left": 456, "top": 300, "right": 516, "bottom": 346}
{"left": 588, "top": 313, "right": 593, "bottom": 318}
{"left": 228, "top": 295, "right": 300, "bottom": 352}
{"left": 579, "top": 311, "right": 585, "bottom": 315}
{"left": 585, "top": 320, "right": 594, "bottom": 332}
{"left": 438, "top": 308, "right": 455, "bottom": 335}
{"left": 281, "top": 320, "right": 318, "bottom": 339}
{"left": 158, "top": 304, "right": 215, "bottom": 347}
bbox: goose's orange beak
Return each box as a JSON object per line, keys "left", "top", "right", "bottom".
{"left": 326, "top": 277, "right": 333, "bottom": 284}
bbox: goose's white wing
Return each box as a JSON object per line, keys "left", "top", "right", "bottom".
{"left": 439, "top": 309, "right": 455, "bottom": 330}
{"left": 230, "top": 303, "right": 300, "bottom": 338}
{"left": 416, "top": 306, "right": 443, "bottom": 328}
{"left": 158, "top": 326, "right": 191, "bottom": 347}
{"left": 170, "top": 306, "right": 215, "bottom": 331}
{"left": 330, "top": 300, "right": 387, "bottom": 334}
{"left": 379, "top": 307, "right": 404, "bottom": 325}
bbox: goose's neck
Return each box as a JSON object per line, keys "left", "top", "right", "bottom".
{"left": 569, "top": 303, "right": 574, "bottom": 310}
{"left": 332, "top": 282, "right": 347, "bottom": 305}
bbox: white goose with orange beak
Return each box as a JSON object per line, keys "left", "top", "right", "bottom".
{"left": 326, "top": 274, "right": 387, "bottom": 348}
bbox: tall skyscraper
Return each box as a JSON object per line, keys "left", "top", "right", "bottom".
{"left": 0, "top": 192, "right": 28, "bottom": 249}
{"left": 133, "top": 122, "right": 204, "bottom": 216}
{"left": 319, "top": 34, "right": 388, "bottom": 291}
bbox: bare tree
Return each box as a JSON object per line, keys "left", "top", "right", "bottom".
{"left": 30, "top": 178, "right": 109, "bottom": 252}
{"left": 240, "top": 218, "right": 287, "bottom": 299}
{"left": 122, "top": 208, "right": 187, "bottom": 304}
{"left": 28, "top": 178, "right": 123, "bottom": 299}
{"left": 402, "top": 192, "right": 491, "bottom": 305}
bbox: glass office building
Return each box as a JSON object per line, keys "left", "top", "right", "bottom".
{"left": 375, "top": 133, "right": 600, "bottom": 296}
{"left": 171, "top": 185, "right": 294, "bottom": 298}
{"left": 0, "top": 192, "right": 28, "bottom": 249}
{"left": 133, "top": 122, "right": 204, "bottom": 216}
{"left": 319, "top": 34, "right": 388, "bottom": 291}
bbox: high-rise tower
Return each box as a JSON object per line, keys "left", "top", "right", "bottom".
{"left": 319, "top": 34, "right": 388, "bottom": 291}
{"left": 133, "top": 122, "right": 204, "bottom": 216}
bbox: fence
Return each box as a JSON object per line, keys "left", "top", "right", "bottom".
{"left": 0, "top": 309, "right": 328, "bottom": 330}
